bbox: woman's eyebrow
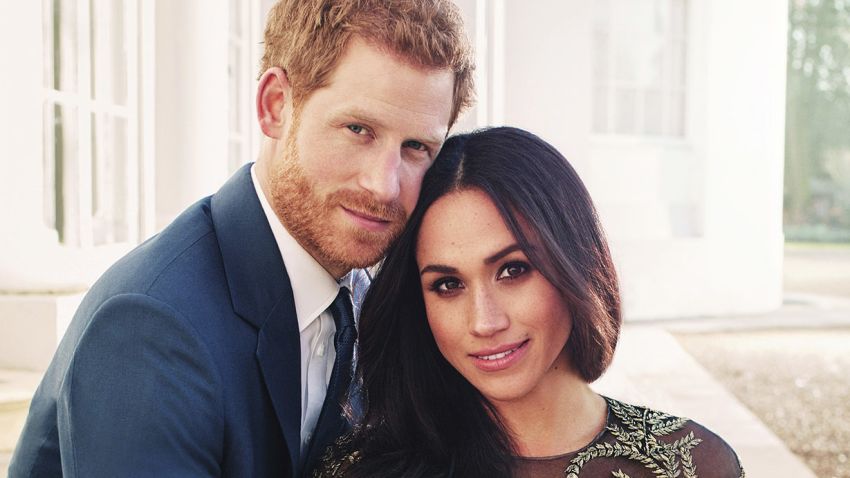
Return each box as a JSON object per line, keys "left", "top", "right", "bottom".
{"left": 419, "top": 244, "right": 523, "bottom": 275}
{"left": 484, "top": 244, "right": 522, "bottom": 265}
{"left": 419, "top": 264, "right": 458, "bottom": 276}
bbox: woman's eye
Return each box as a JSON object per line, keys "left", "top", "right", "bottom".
{"left": 430, "top": 277, "right": 463, "bottom": 294}
{"left": 498, "top": 262, "right": 529, "bottom": 280}
{"left": 347, "top": 124, "right": 367, "bottom": 135}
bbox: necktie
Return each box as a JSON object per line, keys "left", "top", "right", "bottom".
{"left": 303, "top": 286, "right": 357, "bottom": 471}
{"left": 327, "top": 286, "right": 357, "bottom": 406}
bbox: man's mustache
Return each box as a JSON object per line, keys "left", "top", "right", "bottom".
{"left": 328, "top": 190, "right": 407, "bottom": 224}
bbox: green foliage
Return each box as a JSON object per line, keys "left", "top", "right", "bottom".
{"left": 785, "top": 0, "right": 850, "bottom": 241}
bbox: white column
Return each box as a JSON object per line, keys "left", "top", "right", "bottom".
{"left": 154, "top": 0, "right": 230, "bottom": 229}
{"left": 700, "top": 0, "right": 788, "bottom": 313}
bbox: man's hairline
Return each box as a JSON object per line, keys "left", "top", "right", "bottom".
{"left": 287, "top": 34, "right": 459, "bottom": 117}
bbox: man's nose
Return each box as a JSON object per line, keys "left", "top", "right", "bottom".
{"left": 469, "top": 286, "right": 510, "bottom": 337}
{"left": 358, "top": 146, "right": 401, "bottom": 203}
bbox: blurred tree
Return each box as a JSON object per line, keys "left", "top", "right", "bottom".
{"left": 785, "top": 0, "right": 850, "bottom": 242}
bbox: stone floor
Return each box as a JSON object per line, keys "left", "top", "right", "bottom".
{"left": 664, "top": 243, "right": 850, "bottom": 478}
{"left": 677, "top": 325, "right": 850, "bottom": 478}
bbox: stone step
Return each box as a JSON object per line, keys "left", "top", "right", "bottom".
{"left": 1, "top": 451, "right": 9, "bottom": 478}
{"left": 0, "top": 369, "right": 42, "bottom": 454}
{"left": 0, "top": 293, "right": 84, "bottom": 371}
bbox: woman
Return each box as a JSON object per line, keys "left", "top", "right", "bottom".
{"left": 317, "top": 127, "right": 744, "bottom": 477}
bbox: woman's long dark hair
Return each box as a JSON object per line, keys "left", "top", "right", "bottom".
{"left": 341, "top": 127, "right": 621, "bottom": 477}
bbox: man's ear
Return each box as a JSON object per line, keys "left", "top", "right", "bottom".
{"left": 256, "top": 67, "right": 292, "bottom": 139}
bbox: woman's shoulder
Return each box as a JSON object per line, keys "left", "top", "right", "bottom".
{"left": 567, "top": 397, "right": 745, "bottom": 478}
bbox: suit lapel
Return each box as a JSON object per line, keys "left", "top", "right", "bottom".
{"left": 211, "top": 164, "right": 301, "bottom": 476}
{"left": 256, "top": 298, "right": 302, "bottom": 476}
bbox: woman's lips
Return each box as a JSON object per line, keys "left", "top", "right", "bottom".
{"left": 469, "top": 339, "right": 530, "bottom": 372}
{"left": 342, "top": 206, "right": 390, "bottom": 232}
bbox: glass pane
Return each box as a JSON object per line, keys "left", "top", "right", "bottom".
{"left": 645, "top": 47, "right": 664, "bottom": 89}
{"left": 92, "top": 114, "right": 129, "bottom": 244}
{"left": 614, "top": 88, "right": 637, "bottom": 135}
{"left": 594, "top": 0, "right": 612, "bottom": 29}
{"left": 652, "top": 0, "right": 670, "bottom": 36}
{"left": 613, "top": 34, "right": 638, "bottom": 83}
{"left": 49, "top": 0, "right": 79, "bottom": 92}
{"left": 229, "top": 0, "right": 242, "bottom": 36}
{"left": 111, "top": 116, "right": 129, "bottom": 243}
{"left": 671, "top": 0, "right": 687, "bottom": 41}
{"left": 668, "top": 90, "right": 685, "bottom": 137}
{"left": 91, "top": 113, "right": 100, "bottom": 217}
{"left": 613, "top": 0, "right": 653, "bottom": 83}
{"left": 592, "top": 30, "right": 609, "bottom": 84}
{"left": 42, "top": 102, "right": 56, "bottom": 230}
{"left": 643, "top": 89, "right": 663, "bottom": 135}
{"left": 47, "top": 103, "right": 80, "bottom": 243}
{"left": 602, "top": 0, "right": 687, "bottom": 138}
{"left": 672, "top": 40, "right": 687, "bottom": 88}
{"left": 91, "top": 0, "right": 128, "bottom": 104}
{"left": 229, "top": 43, "right": 242, "bottom": 133}
{"left": 593, "top": 88, "right": 609, "bottom": 133}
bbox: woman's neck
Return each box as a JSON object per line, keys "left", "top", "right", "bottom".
{"left": 491, "top": 367, "right": 608, "bottom": 458}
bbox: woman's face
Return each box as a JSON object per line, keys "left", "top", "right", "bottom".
{"left": 416, "top": 188, "right": 573, "bottom": 406}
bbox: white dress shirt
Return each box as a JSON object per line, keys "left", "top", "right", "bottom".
{"left": 250, "top": 165, "right": 342, "bottom": 457}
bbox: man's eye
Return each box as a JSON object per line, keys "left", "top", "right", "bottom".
{"left": 403, "top": 140, "right": 427, "bottom": 152}
{"left": 497, "top": 262, "right": 529, "bottom": 280}
{"left": 347, "top": 124, "right": 367, "bottom": 135}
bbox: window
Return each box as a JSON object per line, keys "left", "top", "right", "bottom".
{"left": 592, "top": 0, "right": 688, "bottom": 137}
{"left": 228, "top": 0, "right": 255, "bottom": 173}
{"left": 42, "top": 0, "right": 139, "bottom": 246}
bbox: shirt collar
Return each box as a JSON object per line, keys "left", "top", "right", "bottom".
{"left": 251, "top": 164, "right": 341, "bottom": 333}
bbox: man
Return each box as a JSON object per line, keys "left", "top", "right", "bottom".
{"left": 9, "top": 0, "right": 473, "bottom": 476}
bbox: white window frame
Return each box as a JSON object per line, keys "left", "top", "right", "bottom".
{"left": 42, "top": 0, "right": 153, "bottom": 248}
{"left": 229, "top": 0, "right": 263, "bottom": 174}
{"left": 591, "top": 0, "right": 689, "bottom": 141}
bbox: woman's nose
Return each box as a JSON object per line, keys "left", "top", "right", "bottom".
{"left": 469, "top": 286, "right": 510, "bottom": 337}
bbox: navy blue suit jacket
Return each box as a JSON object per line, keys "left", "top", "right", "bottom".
{"left": 10, "top": 164, "right": 320, "bottom": 477}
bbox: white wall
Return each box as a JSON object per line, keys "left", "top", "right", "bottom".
{"left": 459, "top": 0, "right": 788, "bottom": 319}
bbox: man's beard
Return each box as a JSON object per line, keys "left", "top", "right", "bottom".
{"left": 269, "top": 127, "right": 408, "bottom": 276}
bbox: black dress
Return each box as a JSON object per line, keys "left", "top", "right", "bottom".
{"left": 512, "top": 396, "right": 745, "bottom": 478}
{"left": 314, "top": 396, "right": 745, "bottom": 477}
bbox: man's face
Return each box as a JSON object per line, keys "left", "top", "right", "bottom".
{"left": 267, "top": 38, "right": 454, "bottom": 278}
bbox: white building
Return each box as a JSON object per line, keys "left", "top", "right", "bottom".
{"left": 0, "top": 0, "right": 788, "bottom": 374}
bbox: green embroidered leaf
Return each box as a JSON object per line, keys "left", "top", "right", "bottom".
{"left": 562, "top": 399, "right": 716, "bottom": 478}
{"left": 681, "top": 448, "right": 698, "bottom": 478}
{"left": 651, "top": 417, "right": 689, "bottom": 436}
